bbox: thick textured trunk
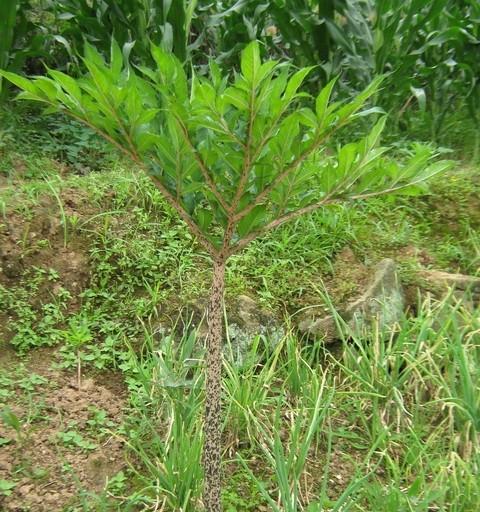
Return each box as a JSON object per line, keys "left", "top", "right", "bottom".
{"left": 202, "top": 258, "right": 226, "bottom": 511}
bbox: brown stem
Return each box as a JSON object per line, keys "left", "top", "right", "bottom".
{"left": 203, "top": 258, "right": 226, "bottom": 511}
{"left": 174, "top": 116, "right": 230, "bottom": 213}
{"left": 77, "top": 350, "right": 82, "bottom": 391}
{"left": 233, "top": 130, "right": 331, "bottom": 222}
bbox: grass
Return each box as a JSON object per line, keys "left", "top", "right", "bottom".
{"left": 66, "top": 296, "right": 477, "bottom": 511}
{"left": 0, "top": 123, "right": 479, "bottom": 509}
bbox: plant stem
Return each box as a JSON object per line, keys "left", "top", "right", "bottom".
{"left": 203, "top": 258, "right": 226, "bottom": 511}
{"left": 77, "top": 350, "right": 82, "bottom": 391}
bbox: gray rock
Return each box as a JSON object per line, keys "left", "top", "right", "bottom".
{"left": 185, "top": 294, "right": 283, "bottom": 367}
{"left": 225, "top": 295, "right": 284, "bottom": 367}
{"left": 297, "top": 314, "right": 338, "bottom": 342}
{"left": 347, "top": 258, "right": 405, "bottom": 337}
{"left": 298, "top": 258, "right": 405, "bottom": 342}
{"left": 0, "top": 246, "right": 24, "bottom": 279}
{"left": 416, "top": 269, "right": 480, "bottom": 309}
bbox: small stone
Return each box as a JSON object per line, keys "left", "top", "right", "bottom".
{"left": 417, "top": 269, "right": 480, "bottom": 308}
{"left": 297, "top": 258, "right": 404, "bottom": 342}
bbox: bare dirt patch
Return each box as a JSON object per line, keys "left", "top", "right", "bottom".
{"left": 0, "top": 349, "right": 126, "bottom": 512}
{"left": 0, "top": 189, "right": 92, "bottom": 289}
{"left": 0, "top": 188, "right": 97, "bottom": 346}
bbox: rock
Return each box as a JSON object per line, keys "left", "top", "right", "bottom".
{"left": 40, "top": 211, "right": 61, "bottom": 237}
{"left": 189, "top": 294, "right": 283, "bottom": 367}
{"left": 346, "top": 258, "right": 405, "bottom": 337}
{"left": 0, "top": 246, "right": 24, "bottom": 279}
{"left": 298, "top": 258, "right": 404, "bottom": 342}
{"left": 225, "top": 295, "right": 284, "bottom": 366}
{"left": 298, "top": 314, "right": 338, "bottom": 342}
{"left": 416, "top": 269, "right": 480, "bottom": 309}
{"left": 418, "top": 269, "right": 480, "bottom": 296}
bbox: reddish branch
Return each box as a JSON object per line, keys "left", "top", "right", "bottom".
{"left": 174, "top": 115, "right": 230, "bottom": 213}
{"left": 233, "top": 123, "right": 344, "bottom": 224}
{"left": 57, "top": 107, "right": 216, "bottom": 256}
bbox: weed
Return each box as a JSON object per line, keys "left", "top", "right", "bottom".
{"left": 61, "top": 315, "right": 93, "bottom": 389}
{"left": 0, "top": 479, "right": 17, "bottom": 497}
{"left": 58, "top": 428, "right": 98, "bottom": 451}
{"left": 0, "top": 268, "right": 70, "bottom": 353}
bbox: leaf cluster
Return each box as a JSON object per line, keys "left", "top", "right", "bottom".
{"left": 0, "top": 41, "right": 450, "bottom": 258}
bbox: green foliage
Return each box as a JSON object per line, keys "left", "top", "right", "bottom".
{"left": 101, "top": 297, "right": 479, "bottom": 510}
{"left": 0, "top": 268, "right": 71, "bottom": 353}
{"left": 44, "top": 115, "right": 114, "bottom": 172}
{"left": 371, "top": 0, "right": 480, "bottom": 140}
{"left": 240, "top": 373, "right": 333, "bottom": 511}
{"left": 0, "top": 41, "right": 449, "bottom": 257}
{"left": 0, "top": 1, "right": 17, "bottom": 98}
{"left": 0, "top": 479, "right": 17, "bottom": 497}
{"left": 58, "top": 428, "right": 98, "bottom": 451}
{"left": 0, "top": 105, "right": 114, "bottom": 173}
{"left": 119, "top": 331, "right": 205, "bottom": 510}
{"left": 1, "top": 0, "right": 478, "bottom": 153}
{"left": 0, "top": 367, "right": 48, "bottom": 405}
{"left": 214, "top": 1, "right": 479, "bottom": 146}
{"left": 1, "top": 407, "right": 22, "bottom": 435}
{"left": 0, "top": 1, "right": 55, "bottom": 101}
{"left": 52, "top": 0, "right": 199, "bottom": 65}
{"left": 62, "top": 315, "right": 93, "bottom": 349}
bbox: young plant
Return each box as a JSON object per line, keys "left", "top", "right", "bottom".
{"left": 62, "top": 316, "right": 93, "bottom": 390}
{"left": 0, "top": 407, "right": 23, "bottom": 445}
{"left": 1, "top": 42, "right": 450, "bottom": 510}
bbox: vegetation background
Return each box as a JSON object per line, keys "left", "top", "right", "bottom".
{"left": 0, "top": 1, "right": 479, "bottom": 511}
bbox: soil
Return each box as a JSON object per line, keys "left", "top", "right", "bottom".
{"left": 0, "top": 348, "right": 127, "bottom": 512}
{"left": 0, "top": 188, "right": 91, "bottom": 285}
{"left": 0, "top": 184, "right": 129, "bottom": 511}
{"left": 0, "top": 188, "right": 95, "bottom": 345}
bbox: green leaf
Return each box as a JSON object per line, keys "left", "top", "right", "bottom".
{"left": 110, "top": 38, "right": 123, "bottom": 79}
{"left": 284, "top": 66, "right": 315, "bottom": 101}
{"left": 237, "top": 205, "right": 267, "bottom": 237}
{"left": 353, "top": 107, "right": 386, "bottom": 118}
{"left": 151, "top": 44, "right": 187, "bottom": 100}
{"left": 241, "top": 41, "right": 261, "bottom": 85}
{"left": 0, "top": 70, "right": 39, "bottom": 95}
{"left": 222, "top": 86, "right": 249, "bottom": 110}
{"left": 196, "top": 208, "right": 213, "bottom": 231}
{"left": 47, "top": 70, "right": 82, "bottom": 103}
{"left": 315, "top": 77, "right": 338, "bottom": 126}
{"left": 410, "top": 86, "right": 426, "bottom": 111}
{"left": 83, "top": 42, "right": 105, "bottom": 69}
{"left": 257, "top": 60, "right": 279, "bottom": 82}
{"left": 1, "top": 408, "right": 21, "bottom": 432}
{"left": 366, "top": 116, "right": 387, "bottom": 148}
{"left": 0, "top": 479, "right": 16, "bottom": 496}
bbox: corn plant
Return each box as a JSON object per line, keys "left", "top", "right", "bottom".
{"left": 0, "top": 0, "right": 51, "bottom": 101}
{"left": 53, "top": 0, "right": 199, "bottom": 64}
{"left": 0, "top": 41, "right": 450, "bottom": 510}
{"left": 0, "top": 1, "right": 16, "bottom": 99}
